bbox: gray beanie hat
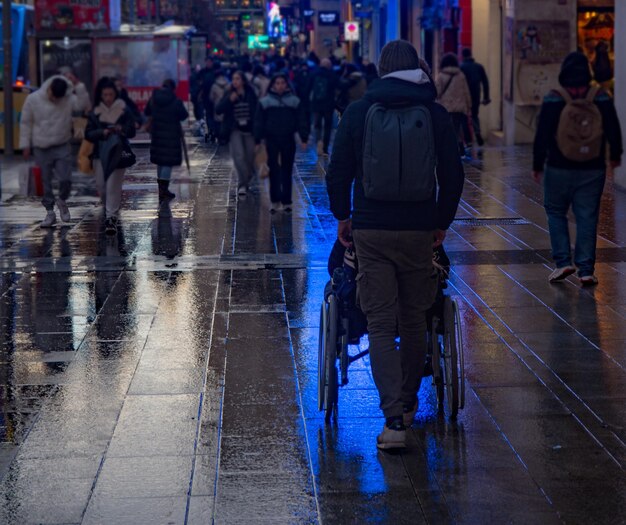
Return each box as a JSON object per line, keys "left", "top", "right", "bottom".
{"left": 378, "top": 40, "right": 421, "bottom": 77}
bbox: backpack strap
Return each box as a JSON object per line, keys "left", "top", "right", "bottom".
{"left": 586, "top": 85, "right": 600, "bottom": 102}
{"left": 555, "top": 87, "right": 572, "bottom": 104}
{"left": 440, "top": 74, "right": 455, "bottom": 98}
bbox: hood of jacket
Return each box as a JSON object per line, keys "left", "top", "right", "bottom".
{"left": 153, "top": 88, "right": 177, "bottom": 107}
{"left": 35, "top": 75, "right": 74, "bottom": 101}
{"left": 365, "top": 75, "right": 437, "bottom": 107}
{"left": 441, "top": 66, "right": 462, "bottom": 76}
{"left": 559, "top": 51, "right": 592, "bottom": 87}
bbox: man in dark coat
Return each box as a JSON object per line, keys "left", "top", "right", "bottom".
{"left": 532, "top": 51, "right": 622, "bottom": 285}
{"left": 309, "top": 58, "right": 338, "bottom": 156}
{"left": 326, "top": 40, "right": 464, "bottom": 450}
{"left": 145, "top": 79, "right": 189, "bottom": 201}
{"left": 460, "top": 48, "right": 490, "bottom": 146}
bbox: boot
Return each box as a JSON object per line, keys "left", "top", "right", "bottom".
{"left": 158, "top": 179, "right": 175, "bottom": 202}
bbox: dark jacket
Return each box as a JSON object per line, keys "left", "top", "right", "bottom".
{"left": 254, "top": 87, "right": 309, "bottom": 144}
{"left": 145, "top": 88, "right": 189, "bottom": 167}
{"left": 215, "top": 84, "right": 258, "bottom": 137}
{"left": 460, "top": 58, "right": 490, "bottom": 108}
{"left": 119, "top": 88, "right": 142, "bottom": 123}
{"left": 533, "top": 87, "right": 622, "bottom": 172}
{"left": 85, "top": 101, "right": 136, "bottom": 161}
{"left": 336, "top": 72, "right": 367, "bottom": 114}
{"left": 326, "top": 77, "right": 465, "bottom": 231}
{"left": 309, "top": 67, "right": 338, "bottom": 113}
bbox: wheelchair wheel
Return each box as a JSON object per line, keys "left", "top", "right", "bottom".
{"left": 442, "top": 296, "right": 460, "bottom": 419}
{"left": 317, "top": 295, "right": 339, "bottom": 421}
{"left": 430, "top": 318, "right": 445, "bottom": 411}
{"left": 452, "top": 298, "right": 465, "bottom": 410}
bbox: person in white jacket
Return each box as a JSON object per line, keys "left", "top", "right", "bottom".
{"left": 19, "top": 75, "right": 87, "bottom": 227}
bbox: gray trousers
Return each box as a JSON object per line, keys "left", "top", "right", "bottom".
{"left": 229, "top": 129, "right": 255, "bottom": 188}
{"left": 94, "top": 160, "right": 126, "bottom": 219}
{"left": 33, "top": 143, "right": 72, "bottom": 210}
{"left": 353, "top": 229, "right": 437, "bottom": 418}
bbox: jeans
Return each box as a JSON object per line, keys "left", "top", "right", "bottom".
{"left": 94, "top": 160, "right": 125, "bottom": 219}
{"left": 229, "top": 129, "right": 255, "bottom": 188}
{"left": 352, "top": 229, "right": 438, "bottom": 418}
{"left": 33, "top": 143, "right": 72, "bottom": 210}
{"left": 266, "top": 136, "right": 296, "bottom": 205}
{"left": 543, "top": 166, "right": 606, "bottom": 277}
{"left": 314, "top": 109, "right": 334, "bottom": 152}
{"left": 157, "top": 165, "right": 172, "bottom": 181}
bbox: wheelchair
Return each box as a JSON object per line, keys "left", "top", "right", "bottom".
{"left": 318, "top": 242, "right": 465, "bottom": 422}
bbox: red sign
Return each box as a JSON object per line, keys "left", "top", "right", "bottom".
{"left": 36, "top": 0, "right": 110, "bottom": 31}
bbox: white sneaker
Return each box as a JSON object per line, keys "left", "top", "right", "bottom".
{"left": 548, "top": 266, "right": 576, "bottom": 283}
{"left": 579, "top": 275, "right": 598, "bottom": 286}
{"left": 237, "top": 185, "right": 247, "bottom": 196}
{"left": 56, "top": 199, "right": 71, "bottom": 222}
{"left": 40, "top": 211, "right": 57, "bottom": 228}
{"left": 376, "top": 423, "right": 406, "bottom": 450}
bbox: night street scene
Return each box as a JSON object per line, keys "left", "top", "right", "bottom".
{"left": 0, "top": 0, "right": 625, "bottom": 523}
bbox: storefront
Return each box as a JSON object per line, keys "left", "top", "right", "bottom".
{"left": 577, "top": 0, "right": 615, "bottom": 92}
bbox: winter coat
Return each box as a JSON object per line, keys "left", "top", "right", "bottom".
{"left": 215, "top": 84, "right": 258, "bottom": 137}
{"left": 145, "top": 88, "right": 189, "bottom": 167}
{"left": 19, "top": 75, "right": 87, "bottom": 149}
{"left": 85, "top": 99, "right": 136, "bottom": 161}
{"left": 533, "top": 87, "right": 622, "bottom": 172}
{"left": 209, "top": 76, "right": 229, "bottom": 122}
{"left": 326, "top": 70, "right": 465, "bottom": 232}
{"left": 309, "top": 67, "right": 338, "bottom": 113}
{"left": 336, "top": 72, "right": 367, "bottom": 114}
{"left": 460, "top": 58, "right": 490, "bottom": 108}
{"left": 254, "top": 88, "right": 309, "bottom": 144}
{"left": 435, "top": 67, "right": 472, "bottom": 115}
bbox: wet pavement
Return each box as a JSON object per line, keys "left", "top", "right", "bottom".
{"left": 0, "top": 141, "right": 625, "bottom": 524}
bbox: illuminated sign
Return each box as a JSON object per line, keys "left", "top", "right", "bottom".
{"left": 248, "top": 34, "right": 270, "bottom": 49}
{"left": 318, "top": 11, "right": 339, "bottom": 26}
{"left": 344, "top": 21, "right": 359, "bottom": 41}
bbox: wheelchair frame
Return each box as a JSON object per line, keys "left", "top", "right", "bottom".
{"left": 318, "top": 279, "right": 465, "bottom": 423}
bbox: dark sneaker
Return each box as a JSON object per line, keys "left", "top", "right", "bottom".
{"left": 579, "top": 275, "right": 598, "bottom": 286}
{"left": 548, "top": 266, "right": 576, "bottom": 283}
{"left": 40, "top": 211, "right": 57, "bottom": 228}
{"left": 105, "top": 217, "right": 118, "bottom": 236}
{"left": 56, "top": 199, "right": 71, "bottom": 222}
{"left": 376, "top": 419, "right": 406, "bottom": 450}
{"left": 476, "top": 133, "right": 485, "bottom": 146}
{"left": 283, "top": 205, "right": 292, "bottom": 214}
{"left": 270, "top": 202, "right": 282, "bottom": 214}
{"left": 237, "top": 185, "right": 247, "bottom": 196}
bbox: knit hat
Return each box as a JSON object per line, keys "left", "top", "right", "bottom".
{"left": 558, "top": 52, "right": 592, "bottom": 88}
{"left": 378, "top": 40, "right": 421, "bottom": 77}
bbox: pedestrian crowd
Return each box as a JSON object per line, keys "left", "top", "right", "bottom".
{"left": 17, "top": 40, "right": 622, "bottom": 451}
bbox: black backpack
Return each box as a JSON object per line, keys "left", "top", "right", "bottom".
{"left": 362, "top": 103, "right": 436, "bottom": 201}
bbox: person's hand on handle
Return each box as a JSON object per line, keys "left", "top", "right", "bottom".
{"left": 338, "top": 219, "right": 353, "bottom": 249}
{"left": 433, "top": 229, "right": 446, "bottom": 248}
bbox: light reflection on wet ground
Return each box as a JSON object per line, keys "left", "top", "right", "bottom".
{"left": 0, "top": 144, "right": 624, "bottom": 524}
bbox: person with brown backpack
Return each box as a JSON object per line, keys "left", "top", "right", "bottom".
{"left": 532, "top": 52, "right": 622, "bottom": 286}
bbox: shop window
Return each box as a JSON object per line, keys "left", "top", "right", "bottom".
{"left": 577, "top": 1, "right": 614, "bottom": 91}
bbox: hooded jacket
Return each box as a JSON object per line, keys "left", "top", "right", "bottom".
{"left": 533, "top": 52, "right": 622, "bottom": 171}
{"left": 254, "top": 77, "right": 309, "bottom": 144}
{"left": 19, "top": 75, "right": 85, "bottom": 149}
{"left": 435, "top": 67, "right": 472, "bottom": 114}
{"left": 326, "top": 70, "right": 465, "bottom": 231}
{"left": 145, "top": 87, "right": 189, "bottom": 167}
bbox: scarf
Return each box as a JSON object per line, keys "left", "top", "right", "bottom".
{"left": 94, "top": 99, "right": 126, "bottom": 124}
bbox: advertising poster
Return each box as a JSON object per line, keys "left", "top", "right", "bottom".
{"left": 39, "top": 40, "right": 93, "bottom": 95}
{"left": 35, "top": 0, "right": 110, "bottom": 31}
{"left": 515, "top": 21, "right": 570, "bottom": 64}
{"left": 94, "top": 38, "right": 183, "bottom": 111}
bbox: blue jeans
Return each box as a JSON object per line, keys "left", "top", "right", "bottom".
{"left": 157, "top": 165, "right": 172, "bottom": 181}
{"left": 543, "top": 166, "right": 605, "bottom": 277}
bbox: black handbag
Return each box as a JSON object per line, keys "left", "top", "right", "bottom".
{"left": 117, "top": 138, "right": 136, "bottom": 169}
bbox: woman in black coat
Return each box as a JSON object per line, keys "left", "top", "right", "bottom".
{"left": 85, "top": 79, "right": 136, "bottom": 235}
{"left": 145, "top": 79, "right": 189, "bottom": 201}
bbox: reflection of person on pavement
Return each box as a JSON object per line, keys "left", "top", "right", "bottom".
{"left": 151, "top": 202, "right": 183, "bottom": 260}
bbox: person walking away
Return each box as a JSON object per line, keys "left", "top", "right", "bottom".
{"left": 145, "top": 79, "right": 189, "bottom": 202}
{"left": 436, "top": 53, "right": 472, "bottom": 156}
{"left": 326, "top": 40, "right": 464, "bottom": 450}
{"left": 310, "top": 58, "right": 338, "bottom": 157}
{"left": 593, "top": 42, "right": 613, "bottom": 93}
{"left": 460, "top": 48, "right": 490, "bottom": 146}
{"left": 208, "top": 68, "right": 230, "bottom": 143}
{"left": 114, "top": 76, "right": 143, "bottom": 127}
{"left": 200, "top": 58, "right": 218, "bottom": 139}
{"left": 532, "top": 51, "right": 622, "bottom": 286}
{"left": 254, "top": 73, "right": 309, "bottom": 213}
{"left": 85, "top": 80, "right": 136, "bottom": 235}
{"left": 251, "top": 65, "right": 271, "bottom": 99}
{"left": 335, "top": 64, "right": 367, "bottom": 115}
{"left": 19, "top": 76, "right": 86, "bottom": 227}
{"left": 216, "top": 71, "right": 258, "bottom": 196}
